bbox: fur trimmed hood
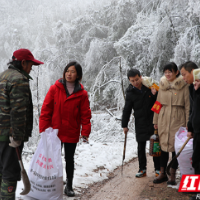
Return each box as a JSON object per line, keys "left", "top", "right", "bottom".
{"left": 159, "top": 75, "right": 187, "bottom": 91}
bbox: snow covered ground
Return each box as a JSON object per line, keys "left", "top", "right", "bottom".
{"left": 16, "top": 111, "right": 142, "bottom": 199}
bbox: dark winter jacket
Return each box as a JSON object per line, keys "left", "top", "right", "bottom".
{"left": 122, "top": 84, "right": 157, "bottom": 142}
{"left": 187, "top": 84, "right": 200, "bottom": 169}
{"left": 187, "top": 84, "right": 200, "bottom": 134}
{"left": 39, "top": 79, "right": 91, "bottom": 143}
{"left": 0, "top": 65, "right": 33, "bottom": 142}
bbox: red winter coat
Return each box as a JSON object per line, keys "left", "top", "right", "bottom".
{"left": 39, "top": 79, "right": 91, "bottom": 143}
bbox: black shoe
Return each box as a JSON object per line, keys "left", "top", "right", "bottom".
{"left": 167, "top": 180, "right": 176, "bottom": 185}
{"left": 64, "top": 185, "right": 75, "bottom": 197}
{"left": 64, "top": 179, "right": 75, "bottom": 197}
{"left": 153, "top": 176, "right": 168, "bottom": 184}
{"left": 190, "top": 194, "right": 200, "bottom": 200}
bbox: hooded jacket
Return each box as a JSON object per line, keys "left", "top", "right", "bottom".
{"left": 39, "top": 79, "right": 91, "bottom": 143}
{"left": 122, "top": 84, "right": 157, "bottom": 142}
{"left": 153, "top": 75, "right": 190, "bottom": 152}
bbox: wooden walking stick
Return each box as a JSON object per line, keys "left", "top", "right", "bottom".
{"left": 166, "top": 137, "right": 191, "bottom": 176}
{"left": 121, "top": 132, "right": 127, "bottom": 176}
{"left": 16, "top": 147, "right": 31, "bottom": 195}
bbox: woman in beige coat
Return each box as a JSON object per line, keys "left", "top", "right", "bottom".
{"left": 153, "top": 62, "right": 190, "bottom": 185}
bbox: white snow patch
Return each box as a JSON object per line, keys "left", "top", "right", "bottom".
{"left": 16, "top": 112, "right": 139, "bottom": 199}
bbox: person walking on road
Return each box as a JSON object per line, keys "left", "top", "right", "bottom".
{"left": 122, "top": 69, "right": 160, "bottom": 178}
{"left": 180, "top": 61, "right": 200, "bottom": 200}
{"left": 39, "top": 61, "right": 91, "bottom": 197}
{"left": 0, "top": 49, "right": 44, "bottom": 199}
{"left": 153, "top": 62, "right": 190, "bottom": 185}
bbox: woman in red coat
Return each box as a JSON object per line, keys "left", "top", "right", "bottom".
{"left": 39, "top": 61, "right": 91, "bottom": 197}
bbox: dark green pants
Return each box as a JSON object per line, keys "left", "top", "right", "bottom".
{"left": 0, "top": 141, "right": 23, "bottom": 200}
{"left": 0, "top": 179, "right": 17, "bottom": 200}
{"left": 0, "top": 141, "right": 23, "bottom": 181}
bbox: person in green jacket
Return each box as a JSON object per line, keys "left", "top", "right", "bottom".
{"left": 0, "top": 49, "right": 44, "bottom": 199}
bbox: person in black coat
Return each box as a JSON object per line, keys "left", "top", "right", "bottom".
{"left": 122, "top": 68, "right": 160, "bottom": 178}
{"left": 180, "top": 61, "right": 200, "bottom": 200}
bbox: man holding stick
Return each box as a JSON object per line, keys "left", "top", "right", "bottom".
{"left": 0, "top": 49, "right": 43, "bottom": 199}
{"left": 122, "top": 69, "right": 160, "bottom": 178}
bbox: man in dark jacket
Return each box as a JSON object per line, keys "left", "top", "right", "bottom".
{"left": 180, "top": 61, "right": 200, "bottom": 200}
{"left": 0, "top": 49, "right": 43, "bottom": 199}
{"left": 122, "top": 69, "right": 160, "bottom": 178}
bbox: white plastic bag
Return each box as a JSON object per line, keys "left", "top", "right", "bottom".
{"left": 27, "top": 127, "right": 63, "bottom": 200}
{"left": 175, "top": 127, "right": 194, "bottom": 176}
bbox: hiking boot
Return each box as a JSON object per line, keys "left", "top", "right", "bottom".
{"left": 155, "top": 170, "right": 160, "bottom": 177}
{"left": 167, "top": 168, "right": 177, "bottom": 185}
{"left": 153, "top": 167, "right": 168, "bottom": 184}
{"left": 64, "top": 178, "right": 75, "bottom": 197}
{"left": 135, "top": 169, "right": 146, "bottom": 178}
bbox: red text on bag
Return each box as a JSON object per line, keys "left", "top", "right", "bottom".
{"left": 179, "top": 175, "right": 200, "bottom": 192}
{"left": 36, "top": 153, "right": 54, "bottom": 169}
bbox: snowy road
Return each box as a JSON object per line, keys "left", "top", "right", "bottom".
{"left": 16, "top": 112, "right": 138, "bottom": 200}
{"left": 17, "top": 155, "right": 156, "bottom": 200}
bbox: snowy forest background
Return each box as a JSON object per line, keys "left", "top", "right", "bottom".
{"left": 0, "top": 0, "right": 200, "bottom": 147}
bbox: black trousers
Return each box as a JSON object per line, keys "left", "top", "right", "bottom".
{"left": 63, "top": 143, "right": 77, "bottom": 179}
{"left": 192, "top": 132, "right": 200, "bottom": 174}
{"left": 138, "top": 141, "right": 160, "bottom": 171}
{"left": 160, "top": 150, "right": 178, "bottom": 171}
{"left": 0, "top": 141, "right": 24, "bottom": 181}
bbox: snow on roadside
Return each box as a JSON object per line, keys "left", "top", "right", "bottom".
{"left": 16, "top": 112, "right": 138, "bottom": 199}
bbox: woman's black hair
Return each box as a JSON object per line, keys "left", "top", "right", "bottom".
{"left": 163, "top": 62, "right": 180, "bottom": 77}
{"left": 63, "top": 61, "right": 82, "bottom": 82}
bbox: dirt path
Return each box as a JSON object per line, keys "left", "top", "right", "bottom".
{"left": 79, "top": 155, "right": 156, "bottom": 200}
{"left": 78, "top": 155, "right": 192, "bottom": 200}
{"left": 22, "top": 155, "right": 193, "bottom": 200}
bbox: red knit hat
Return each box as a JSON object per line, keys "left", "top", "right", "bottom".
{"left": 13, "top": 49, "right": 44, "bottom": 65}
